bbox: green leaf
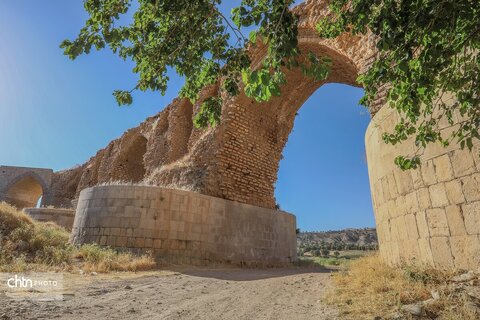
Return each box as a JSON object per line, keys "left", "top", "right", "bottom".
{"left": 193, "top": 96, "right": 222, "bottom": 128}
{"left": 249, "top": 30, "right": 257, "bottom": 43}
{"left": 113, "top": 90, "right": 133, "bottom": 106}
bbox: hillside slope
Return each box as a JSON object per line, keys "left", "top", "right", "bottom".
{"left": 297, "top": 228, "right": 378, "bottom": 250}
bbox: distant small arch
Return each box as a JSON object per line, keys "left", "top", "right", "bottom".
{"left": 4, "top": 172, "right": 47, "bottom": 209}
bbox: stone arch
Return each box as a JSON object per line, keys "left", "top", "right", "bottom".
{"left": 3, "top": 172, "right": 47, "bottom": 209}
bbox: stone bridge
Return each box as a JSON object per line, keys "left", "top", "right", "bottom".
{"left": 45, "top": 0, "right": 379, "bottom": 210}
{"left": 2, "top": 0, "right": 479, "bottom": 269}
{"left": 0, "top": 166, "right": 53, "bottom": 209}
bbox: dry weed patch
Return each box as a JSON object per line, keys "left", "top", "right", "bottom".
{"left": 325, "top": 254, "right": 479, "bottom": 320}
{"left": 0, "top": 202, "right": 156, "bottom": 273}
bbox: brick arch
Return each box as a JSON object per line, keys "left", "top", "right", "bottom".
{"left": 41, "top": 0, "right": 378, "bottom": 208}
{"left": 207, "top": 27, "right": 374, "bottom": 209}
{"left": 43, "top": 0, "right": 378, "bottom": 206}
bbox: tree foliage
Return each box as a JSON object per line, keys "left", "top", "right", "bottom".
{"left": 61, "top": 0, "right": 330, "bottom": 128}
{"left": 62, "top": 0, "right": 480, "bottom": 169}
{"left": 317, "top": 0, "right": 479, "bottom": 169}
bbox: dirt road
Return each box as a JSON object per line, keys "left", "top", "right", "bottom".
{"left": 0, "top": 267, "right": 337, "bottom": 320}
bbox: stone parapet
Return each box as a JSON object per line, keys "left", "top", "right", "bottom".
{"left": 24, "top": 208, "right": 75, "bottom": 231}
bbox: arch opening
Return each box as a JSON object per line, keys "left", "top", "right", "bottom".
{"left": 216, "top": 37, "right": 370, "bottom": 210}
{"left": 274, "top": 82, "right": 374, "bottom": 231}
{"left": 110, "top": 133, "right": 148, "bottom": 183}
{"left": 5, "top": 175, "right": 44, "bottom": 209}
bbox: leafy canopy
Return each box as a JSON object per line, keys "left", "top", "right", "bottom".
{"left": 61, "top": 0, "right": 330, "bottom": 128}
{"left": 317, "top": 0, "right": 480, "bottom": 169}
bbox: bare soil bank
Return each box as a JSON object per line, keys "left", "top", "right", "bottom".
{"left": 0, "top": 267, "right": 337, "bottom": 320}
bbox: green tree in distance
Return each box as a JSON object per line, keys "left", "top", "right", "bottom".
{"left": 62, "top": 0, "right": 479, "bottom": 170}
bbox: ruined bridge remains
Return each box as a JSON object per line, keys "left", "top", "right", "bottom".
{"left": 46, "top": 0, "right": 378, "bottom": 210}
{"left": 0, "top": 166, "right": 53, "bottom": 209}
{"left": 1, "top": 0, "right": 479, "bottom": 268}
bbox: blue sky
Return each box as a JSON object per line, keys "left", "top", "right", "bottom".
{"left": 0, "top": 1, "right": 374, "bottom": 231}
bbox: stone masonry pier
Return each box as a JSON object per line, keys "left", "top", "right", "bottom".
{"left": 71, "top": 185, "right": 297, "bottom": 266}
{"left": 366, "top": 101, "right": 480, "bottom": 269}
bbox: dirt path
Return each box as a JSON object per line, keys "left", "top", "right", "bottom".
{"left": 0, "top": 267, "right": 338, "bottom": 320}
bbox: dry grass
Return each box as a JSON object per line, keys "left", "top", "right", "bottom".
{"left": 74, "top": 244, "right": 156, "bottom": 273}
{"left": 325, "top": 253, "right": 478, "bottom": 320}
{"left": 0, "top": 202, "right": 72, "bottom": 271}
{"left": 0, "top": 202, "right": 156, "bottom": 273}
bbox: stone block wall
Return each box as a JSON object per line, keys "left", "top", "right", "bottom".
{"left": 366, "top": 103, "right": 480, "bottom": 269}
{"left": 24, "top": 208, "right": 75, "bottom": 230}
{"left": 71, "top": 185, "right": 297, "bottom": 266}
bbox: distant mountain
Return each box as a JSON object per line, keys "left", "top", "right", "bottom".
{"left": 297, "top": 228, "right": 378, "bottom": 250}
